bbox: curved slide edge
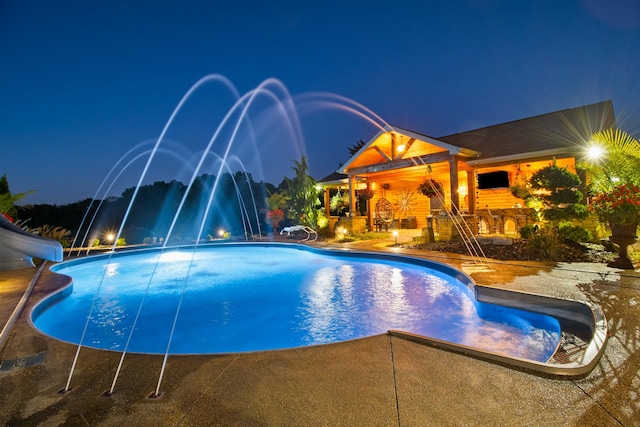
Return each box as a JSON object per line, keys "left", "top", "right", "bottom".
{"left": 0, "top": 214, "right": 63, "bottom": 270}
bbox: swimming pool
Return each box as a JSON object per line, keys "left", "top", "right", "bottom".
{"left": 32, "top": 243, "right": 561, "bottom": 362}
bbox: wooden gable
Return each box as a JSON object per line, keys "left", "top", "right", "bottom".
{"left": 339, "top": 125, "right": 479, "bottom": 175}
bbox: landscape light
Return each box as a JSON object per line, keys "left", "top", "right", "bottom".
{"left": 393, "top": 230, "right": 398, "bottom": 245}
{"left": 336, "top": 226, "right": 347, "bottom": 240}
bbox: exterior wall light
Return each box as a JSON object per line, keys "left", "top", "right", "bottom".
{"left": 587, "top": 144, "right": 605, "bottom": 161}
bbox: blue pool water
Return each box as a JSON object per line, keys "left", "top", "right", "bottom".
{"left": 33, "top": 244, "right": 561, "bottom": 361}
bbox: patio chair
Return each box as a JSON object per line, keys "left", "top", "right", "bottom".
{"left": 374, "top": 198, "right": 394, "bottom": 231}
{"left": 280, "top": 225, "right": 318, "bottom": 242}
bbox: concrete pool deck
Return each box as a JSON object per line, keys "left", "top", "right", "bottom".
{"left": 1, "top": 235, "right": 639, "bottom": 426}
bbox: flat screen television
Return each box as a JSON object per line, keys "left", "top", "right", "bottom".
{"left": 477, "top": 171, "right": 510, "bottom": 189}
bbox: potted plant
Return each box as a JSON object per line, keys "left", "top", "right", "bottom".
{"left": 590, "top": 183, "right": 640, "bottom": 269}
{"left": 590, "top": 183, "right": 640, "bottom": 229}
{"left": 418, "top": 179, "right": 443, "bottom": 198}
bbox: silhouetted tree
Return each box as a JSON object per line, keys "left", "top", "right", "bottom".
{"left": 348, "top": 139, "right": 367, "bottom": 156}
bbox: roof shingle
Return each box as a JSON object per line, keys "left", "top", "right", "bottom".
{"left": 438, "top": 100, "right": 616, "bottom": 160}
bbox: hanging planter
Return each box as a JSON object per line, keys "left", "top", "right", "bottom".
{"left": 509, "top": 185, "right": 531, "bottom": 199}
{"left": 358, "top": 188, "right": 375, "bottom": 200}
{"left": 418, "top": 179, "right": 443, "bottom": 198}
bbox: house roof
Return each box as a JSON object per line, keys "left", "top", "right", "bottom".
{"left": 438, "top": 100, "right": 616, "bottom": 164}
{"left": 318, "top": 171, "right": 348, "bottom": 185}
{"left": 319, "top": 100, "right": 617, "bottom": 183}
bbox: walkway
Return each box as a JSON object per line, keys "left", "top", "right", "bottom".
{"left": 1, "top": 237, "right": 639, "bottom": 426}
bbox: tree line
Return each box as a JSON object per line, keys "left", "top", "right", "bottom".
{"left": 3, "top": 157, "right": 324, "bottom": 247}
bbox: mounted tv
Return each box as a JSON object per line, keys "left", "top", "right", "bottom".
{"left": 477, "top": 171, "right": 510, "bottom": 189}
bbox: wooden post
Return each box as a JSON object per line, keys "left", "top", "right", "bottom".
{"left": 348, "top": 174, "right": 356, "bottom": 215}
{"left": 466, "top": 169, "right": 476, "bottom": 214}
{"left": 324, "top": 187, "right": 331, "bottom": 218}
{"left": 449, "top": 156, "right": 460, "bottom": 211}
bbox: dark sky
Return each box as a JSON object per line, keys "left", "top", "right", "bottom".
{"left": 2, "top": 0, "right": 639, "bottom": 205}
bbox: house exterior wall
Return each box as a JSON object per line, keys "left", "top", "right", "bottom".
{"left": 325, "top": 156, "right": 588, "bottom": 239}
{"left": 474, "top": 157, "right": 576, "bottom": 210}
{"left": 321, "top": 102, "right": 615, "bottom": 240}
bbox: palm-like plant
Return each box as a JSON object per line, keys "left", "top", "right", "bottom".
{"left": 581, "top": 129, "right": 640, "bottom": 193}
{"left": 0, "top": 174, "right": 34, "bottom": 220}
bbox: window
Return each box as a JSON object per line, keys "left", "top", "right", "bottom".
{"left": 477, "top": 171, "right": 510, "bottom": 189}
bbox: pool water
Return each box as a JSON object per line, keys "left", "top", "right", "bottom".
{"left": 33, "top": 244, "right": 561, "bottom": 361}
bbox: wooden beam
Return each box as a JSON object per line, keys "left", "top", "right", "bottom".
{"left": 373, "top": 146, "right": 392, "bottom": 162}
{"left": 347, "top": 151, "right": 453, "bottom": 175}
{"left": 391, "top": 133, "right": 396, "bottom": 160}
{"left": 394, "top": 138, "right": 415, "bottom": 160}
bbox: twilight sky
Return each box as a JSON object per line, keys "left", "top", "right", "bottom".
{"left": 1, "top": 0, "right": 639, "bottom": 205}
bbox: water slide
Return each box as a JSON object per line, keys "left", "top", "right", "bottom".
{"left": 0, "top": 214, "right": 63, "bottom": 270}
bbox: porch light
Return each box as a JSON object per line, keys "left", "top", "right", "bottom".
{"left": 396, "top": 144, "right": 406, "bottom": 153}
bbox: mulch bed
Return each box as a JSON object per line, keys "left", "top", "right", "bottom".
{"left": 403, "top": 239, "right": 619, "bottom": 263}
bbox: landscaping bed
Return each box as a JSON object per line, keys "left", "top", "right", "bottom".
{"left": 404, "top": 239, "right": 620, "bottom": 263}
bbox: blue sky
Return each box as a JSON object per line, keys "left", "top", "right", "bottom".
{"left": 1, "top": 0, "right": 639, "bottom": 205}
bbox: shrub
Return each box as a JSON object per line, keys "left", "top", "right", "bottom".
{"left": 265, "top": 208, "right": 285, "bottom": 230}
{"left": 36, "top": 224, "right": 72, "bottom": 248}
{"left": 528, "top": 162, "right": 588, "bottom": 221}
{"left": 526, "top": 225, "right": 562, "bottom": 261}
{"left": 519, "top": 224, "right": 537, "bottom": 239}
{"left": 558, "top": 222, "right": 592, "bottom": 243}
{"left": 316, "top": 225, "right": 333, "bottom": 239}
{"left": 116, "top": 237, "right": 127, "bottom": 247}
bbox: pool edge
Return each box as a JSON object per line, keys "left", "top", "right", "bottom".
{"left": 389, "top": 287, "right": 608, "bottom": 378}
{"left": 34, "top": 243, "right": 609, "bottom": 377}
